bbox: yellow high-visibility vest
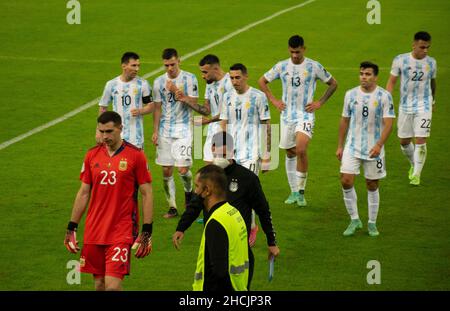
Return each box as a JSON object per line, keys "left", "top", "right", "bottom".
{"left": 193, "top": 202, "right": 249, "bottom": 291}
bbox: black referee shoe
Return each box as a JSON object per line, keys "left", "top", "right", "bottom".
{"left": 163, "top": 207, "right": 178, "bottom": 219}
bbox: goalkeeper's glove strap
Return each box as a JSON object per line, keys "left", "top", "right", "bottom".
{"left": 67, "top": 221, "right": 78, "bottom": 231}
{"left": 142, "top": 223, "right": 153, "bottom": 235}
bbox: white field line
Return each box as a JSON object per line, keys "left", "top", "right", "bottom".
{"left": 0, "top": 0, "right": 316, "bottom": 151}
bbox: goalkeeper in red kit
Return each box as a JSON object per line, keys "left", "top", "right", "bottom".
{"left": 64, "top": 111, "right": 154, "bottom": 291}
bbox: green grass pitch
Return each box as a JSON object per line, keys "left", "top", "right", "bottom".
{"left": 0, "top": 0, "right": 448, "bottom": 290}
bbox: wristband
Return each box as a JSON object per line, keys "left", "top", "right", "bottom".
{"left": 67, "top": 221, "right": 78, "bottom": 231}
{"left": 142, "top": 223, "right": 153, "bottom": 235}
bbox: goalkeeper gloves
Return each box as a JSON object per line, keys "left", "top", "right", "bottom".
{"left": 64, "top": 221, "right": 80, "bottom": 253}
{"left": 132, "top": 223, "right": 153, "bottom": 258}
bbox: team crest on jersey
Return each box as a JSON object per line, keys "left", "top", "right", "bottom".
{"left": 220, "top": 87, "right": 224, "bottom": 93}
{"left": 304, "top": 70, "right": 309, "bottom": 77}
{"left": 107, "top": 162, "right": 112, "bottom": 168}
{"left": 119, "top": 158, "right": 128, "bottom": 171}
{"left": 229, "top": 179, "right": 239, "bottom": 192}
{"left": 133, "top": 88, "right": 138, "bottom": 95}
{"left": 373, "top": 100, "right": 379, "bottom": 107}
{"left": 245, "top": 102, "right": 251, "bottom": 109}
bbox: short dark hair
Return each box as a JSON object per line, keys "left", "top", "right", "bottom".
{"left": 360, "top": 61, "right": 379, "bottom": 76}
{"left": 212, "top": 131, "right": 234, "bottom": 151}
{"left": 197, "top": 165, "right": 228, "bottom": 196}
{"left": 229, "top": 63, "right": 247, "bottom": 75}
{"left": 414, "top": 31, "right": 431, "bottom": 42}
{"left": 288, "top": 35, "right": 304, "bottom": 48}
{"left": 121, "top": 52, "right": 139, "bottom": 64}
{"left": 162, "top": 48, "right": 178, "bottom": 60}
{"left": 199, "top": 54, "right": 220, "bottom": 66}
{"left": 97, "top": 111, "right": 122, "bottom": 126}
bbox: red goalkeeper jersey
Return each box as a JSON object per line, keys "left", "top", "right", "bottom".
{"left": 80, "top": 141, "right": 152, "bottom": 245}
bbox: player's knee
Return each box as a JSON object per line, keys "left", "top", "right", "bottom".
{"left": 162, "top": 166, "right": 173, "bottom": 177}
{"left": 178, "top": 167, "right": 189, "bottom": 175}
{"left": 286, "top": 148, "right": 296, "bottom": 158}
{"left": 365, "top": 179, "right": 378, "bottom": 191}
{"left": 94, "top": 277, "right": 105, "bottom": 291}
{"left": 400, "top": 138, "right": 411, "bottom": 145}
{"left": 105, "top": 277, "right": 122, "bottom": 291}
{"left": 416, "top": 137, "right": 427, "bottom": 144}
{"left": 341, "top": 179, "right": 353, "bottom": 189}
{"left": 105, "top": 285, "right": 121, "bottom": 291}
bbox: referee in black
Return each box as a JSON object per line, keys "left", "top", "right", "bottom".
{"left": 173, "top": 131, "right": 280, "bottom": 289}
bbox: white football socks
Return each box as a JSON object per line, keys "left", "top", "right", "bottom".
{"left": 179, "top": 170, "right": 193, "bottom": 192}
{"left": 342, "top": 187, "right": 359, "bottom": 220}
{"left": 163, "top": 176, "right": 177, "bottom": 208}
{"left": 413, "top": 143, "right": 427, "bottom": 177}
{"left": 400, "top": 142, "right": 415, "bottom": 166}
{"left": 368, "top": 189, "right": 380, "bottom": 223}
{"left": 285, "top": 156, "right": 298, "bottom": 192}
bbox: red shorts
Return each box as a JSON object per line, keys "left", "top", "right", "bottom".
{"left": 80, "top": 243, "right": 131, "bottom": 279}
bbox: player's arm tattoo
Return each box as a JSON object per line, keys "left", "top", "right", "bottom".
{"left": 209, "top": 114, "right": 221, "bottom": 123}
{"left": 188, "top": 102, "right": 210, "bottom": 116}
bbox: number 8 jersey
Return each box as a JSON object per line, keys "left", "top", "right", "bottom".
{"left": 342, "top": 86, "right": 395, "bottom": 160}
{"left": 390, "top": 53, "right": 437, "bottom": 114}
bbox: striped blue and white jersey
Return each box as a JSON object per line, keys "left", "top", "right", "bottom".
{"left": 263, "top": 57, "right": 332, "bottom": 124}
{"left": 153, "top": 70, "right": 199, "bottom": 139}
{"left": 343, "top": 86, "right": 395, "bottom": 160}
{"left": 99, "top": 76, "right": 151, "bottom": 148}
{"left": 204, "top": 73, "right": 233, "bottom": 138}
{"left": 390, "top": 53, "right": 437, "bottom": 113}
{"left": 220, "top": 87, "right": 271, "bottom": 163}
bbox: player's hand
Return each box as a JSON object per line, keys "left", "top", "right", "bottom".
{"left": 132, "top": 232, "right": 152, "bottom": 258}
{"left": 130, "top": 108, "right": 140, "bottom": 117}
{"left": 268, "top": 245, "right": 280, "bottom": 260}
{"left": 95, "top": 128, "right": 103, "bottom": 144}
{"left": 166, "top": 80, "right": 178, "bottom": 93}
{"left": 305, "top": 100, "right": 322, "bottom": 113}
{"left": 272, "top": 99, "right": 286, "bottom": 112}
{"left": 369, "top": 143, "right": 382, "bottom": 158}
{"left": 172, "top": 231, "right": 185, "bottom": 250}
{"left": 261, "top": 158, "right": 271, "bottom": 173}
{"left": 336, "top": 147, "right": 343, "bottom": 161}
{"left": 152, "top": 132, "right": 158, "bottom": 146}
{"left": 64, "top": 230, "right": 80, "bottom": 254}
{"left": 175, "top": 89, "right": 186, "bottom": 102}
{"left": 194, "top": 116, "right": 209, "bottom": 126}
